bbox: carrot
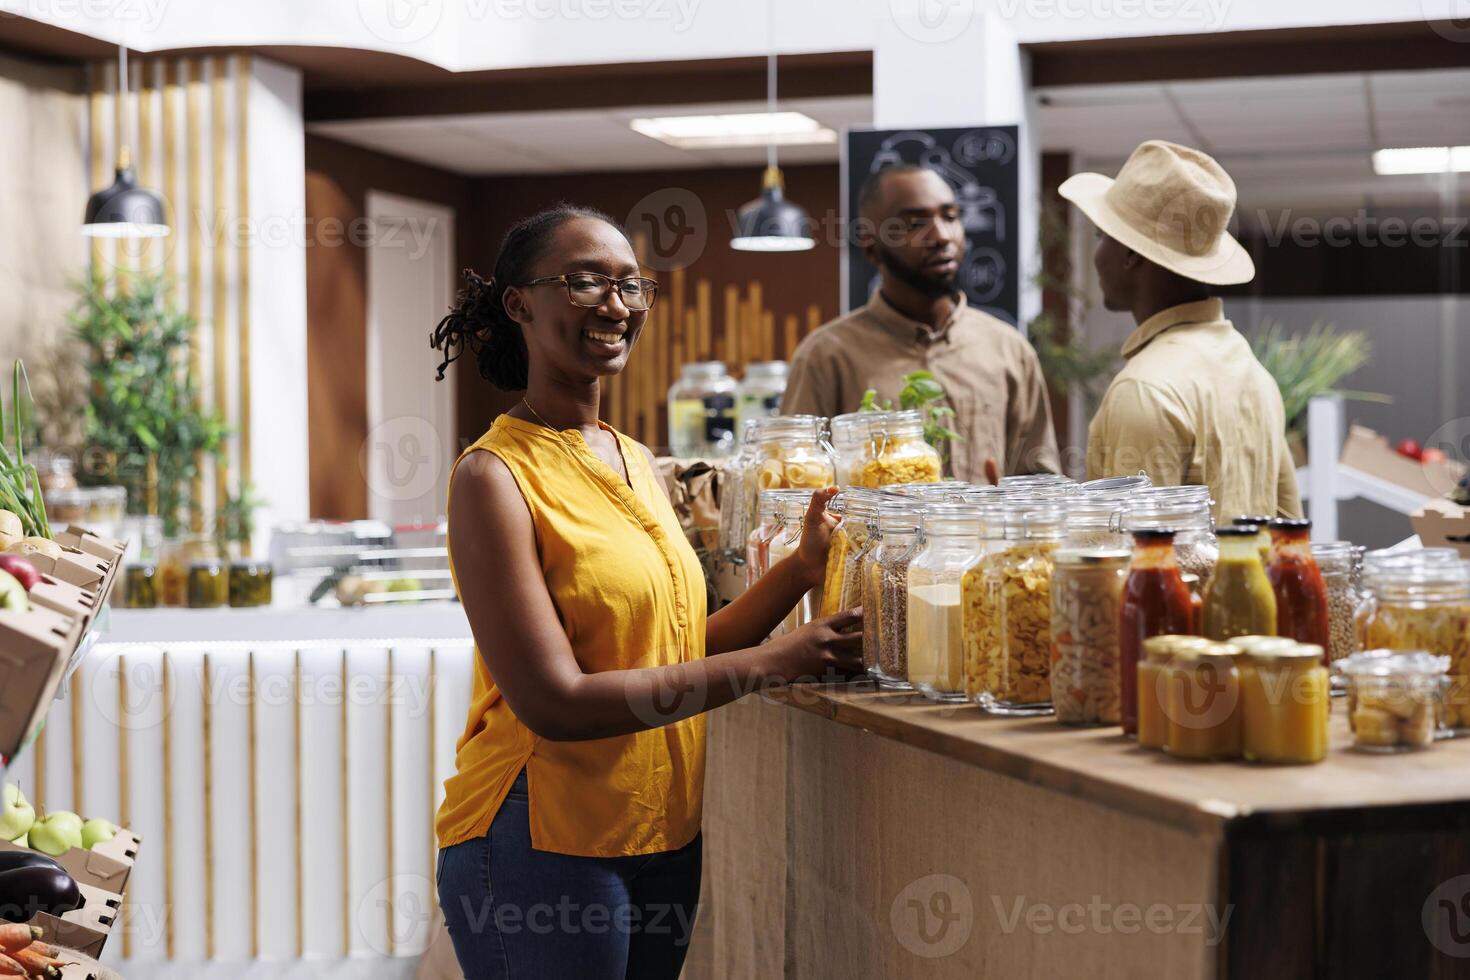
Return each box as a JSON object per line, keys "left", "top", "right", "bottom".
{"left": 0, "top": 952, "right": 24, "bottom": 976}
{"left": 0, "top": 927, "right": 38, "bottom": 955}
{"left": 18, "top": 943, "right": 55, "bottom": 959}
{"left": 9, "top": 947, "right": 63, "bottom": 976}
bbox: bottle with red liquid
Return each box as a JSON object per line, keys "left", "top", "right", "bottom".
{"left": 1267, "top": 518, "right": 1330, "bottom": 662}
{"left": 1120, "top": 529, "right": 1197, "bottom": 735}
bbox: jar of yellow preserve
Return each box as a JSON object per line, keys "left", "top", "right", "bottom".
{"left": 1240, "top": 642, "right": 1329, "bottom": 764}
{"left": 1138, "top": 635, "right": 1188, "bottom": 750}
{"left": 1165, "top": 642, "right": 1243, "bottom": 760}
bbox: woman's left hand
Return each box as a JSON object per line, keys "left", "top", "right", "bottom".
{"left": 793, "top": 487, "right": 840, "bottom": 591}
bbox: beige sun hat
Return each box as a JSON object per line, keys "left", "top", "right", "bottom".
{"left": 1059, "top": 140, "right": 1255, "bottom": 286}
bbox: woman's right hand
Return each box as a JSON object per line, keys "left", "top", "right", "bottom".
{"left": 766, "top": 608, "right": 865, "bottom": 683}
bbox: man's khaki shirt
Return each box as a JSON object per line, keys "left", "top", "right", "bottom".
{"left": 781, "top": 292, "right": 1060, "bottom": 480}
{"left": 1086, "top": 298, "right": 1303, "bottom": 519}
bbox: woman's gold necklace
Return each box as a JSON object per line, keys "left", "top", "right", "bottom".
{"left": 521, "top": 397, "right": 630, "bottom": 487}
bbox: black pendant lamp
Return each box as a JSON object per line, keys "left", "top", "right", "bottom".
{"left": 729, "top": 4, "right": 814, "bottom": 253}
{"left": 83, "top": 43, "right": 169, "bottom": 239}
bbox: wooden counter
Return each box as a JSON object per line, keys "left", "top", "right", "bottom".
{"left": 688, "top": 681, "right": 1470, "bottom": 980}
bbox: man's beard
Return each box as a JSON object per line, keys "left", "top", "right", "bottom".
{"left": 876, "top": 244, "right": 959, "bottom": 299}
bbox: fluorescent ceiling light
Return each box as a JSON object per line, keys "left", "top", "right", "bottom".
{"left": 1372, "top": 145, "right": 1470, "bottom": 175}
{"left": 630, "top": 112, "right": 837, "bottom": 149}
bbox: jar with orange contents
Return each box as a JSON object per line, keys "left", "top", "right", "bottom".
{"left": 1164, "top": 641, "right": 1243, "bottom": 760}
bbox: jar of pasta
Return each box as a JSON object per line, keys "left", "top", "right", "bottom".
{"left": 1356, "top": 560, "right": 1470, "bottom": 734}
{"left": 1240, "top": 642, "right": 1329, "bottom": 764}
{"left": 979, "top": 499, "right": 1064, "bottom": 714}
{"left": 829, "top": 412, "right": 874, "bottom": 486}
{"left": 746, "top": 491, "right": 785, "bottom": 587}
{"left": 870, "top": 500, "right": 923, "bottom": 690}
{"left": 962, "top": 499, "right": 1009, "bottom": 703}
{"left": 1335, "top": 650, "right": 1448, "bottom": 752}
{"left": 907, "top": 504, "right": 983, "bottom": 703}
{"left": 747, "top": 416, "right": 834, "bottom": 495}
{"left": 1126, "top": 486, "right": 1218, "bottom": 588}
{"left": 822, "top": 491, "right": 878, "bottom": 619}
{"left": 856, "top": 410, "right": 942, "bottom": 488}
{"left": 1050, "top": 548, "right": 1129, "bottom": 724}
{"left": 1164, "top": 641, "right": 1243, "bottom": 760}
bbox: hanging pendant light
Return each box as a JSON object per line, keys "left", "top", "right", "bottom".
{"left": 730, "top": 3, "right": 814, "bottom": 253}
{"left": 83, "top": 42, "right": 169, "bottom": 239}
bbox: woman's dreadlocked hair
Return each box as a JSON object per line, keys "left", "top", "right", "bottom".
{"left": 430, "top": 203, "right": 626, "bottom": 391}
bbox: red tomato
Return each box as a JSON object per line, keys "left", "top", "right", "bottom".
{"left": 1422, "top": 447, "right": 1447, "bottom": 465}
{"left": 1396, "top": 439, "right": 1424, "bottom": 460}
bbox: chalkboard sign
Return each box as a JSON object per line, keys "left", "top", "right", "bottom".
{"left": 843, "top": 125, "right": 1020, "bottom": 325}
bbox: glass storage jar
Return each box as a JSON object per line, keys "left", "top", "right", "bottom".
{"left": 1120, "top": 528, "right": 1198, "bottom": 735}
{"left": 746, "top": 491, "right": 785, "bottom": 587}
{"left": 1335, "top": 650, "right": 1448, "bottom": 752}
{"left": 735, "top": 361, "right": 788, "bottom": 431}
{"left": 1356, "top": 560, "right": 1470, "bottom": 734}
{"left": 1079, "top": 474, "right": 1151, "bottom": 495}
{"left": 765, "top": 492, "right": 816, "bottom": 636}
{"left": 1050, "top": 548, "right": 1130, "bottom": 725}
{"left": 122, "top": 563, "right": 159, "bottom": 609}
{"left": 829, "top": 412, "right": 874, "bottom": 487}
{"left": 746, "top": 416, "right": 834, "bottom": 497}
{"left": 870, "top": 500, "right": 923, "bottom": 689}
{"left": 1064, "top": 493, "right": 1130, "bottom": 551}
{"left": 907, "top": 504, "right": 983, "bottom": 703}
{"left": 718, "top": 419, "right": 760, "bottom": 562}
{"left": 1164, "top": 641, "right": 1243, "bottom": 760}
{"left": 35, "top": 452, "right": 78, "bottom": 492}
{"left": 856, "top": 410, "right": 942, "bottom": 488}
{"left": 157, "top": 534, "right": 217, "bottom": 607}
{"left": 667, "top": 361, "right": 737, "bottom": 458}
{"left": 1312, "top": 541, "right": 1364, "bottom": 666}
{"left": 43, "top": 487, "right": 87, "bottom": 526}
{"left": 1137, "top": 635, "right": 1193, "bottom": 749}
{"left": 228, "top": 560, "right": 273, "bottom": 608}
{"left": 978, "top": 499, "right": 1064, "bottom": 715}
{"left": 1239, "top": 642, "right": 1329, "bottom": 764}
{"left": 1203, "top": 526, "right": 1277, "bottom": 641}
{"left": 838, "top": 492, "right": 884, "bottom": 615}
{"left": 1126, "top": 486, "right": 1218, "bottom": 588}
{"left": 187, "top": 560, "right": 229, "bottom": 608}
{"left": 999, "top": 474, "right": 1077, "bottom": 494}
{"left": 962, "top": 499, "right": 1009, "bottom": 704}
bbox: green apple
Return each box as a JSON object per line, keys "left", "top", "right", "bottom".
{"left": 388, "top": 578, "right": 422, "bottom": 593}
{"left": 0, "top": 569, "right": 27, "bottom": 613}
{"left": 29, "top": 812, "right": 83, "bottom": 856}
{"left": 0, "top": 785, "right": 34, "bottom": 841}
{"left": 12, "top": 833, "right": 25, "bottom": 849}
{"left": 81, "top": 818, "right": 117, "bottom": 849}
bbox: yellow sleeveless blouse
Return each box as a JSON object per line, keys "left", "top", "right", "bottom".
{"left": 434, "top": 415, "right": 707, "bottom": 857}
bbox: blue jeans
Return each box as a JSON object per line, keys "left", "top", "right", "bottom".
{"left": 437, "top": 769, "right": 702, "bottom": 980}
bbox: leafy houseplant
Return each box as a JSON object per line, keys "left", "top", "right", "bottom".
{"left": 859, "top": 370, "right": 963, "bottom": 471}
{"left": 0, "top": 361, "right": 51, "bottom": 539}
{"left": 70, "top": 274, "right": 228, "bottom": 538}
{"left": 1250, "top": 321, "right": 1390, "bottom": 439}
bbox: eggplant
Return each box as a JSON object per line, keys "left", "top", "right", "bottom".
{"left": 0, "top": 866, "right": 81, "bottom": 922}
{"left": 0, "top": 851, "right": 64, "bottom": 876}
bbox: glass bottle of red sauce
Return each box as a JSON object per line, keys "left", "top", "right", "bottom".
{"left": 1266, "top": 518, "right": 1330, "bottom": 662}
{"left": 1120, "top": 529, "right": 1197, "bottom": 735}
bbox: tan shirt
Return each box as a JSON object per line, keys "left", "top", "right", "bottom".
{"left": 1086, "top": 298, "right": 1303, "bottom": 520}
{"left": 781, "top": 292, "right": 1060, "bottom": 480}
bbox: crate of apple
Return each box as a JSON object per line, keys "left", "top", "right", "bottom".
{"left": 0, "top": 787, "right": 134, "bottom": 896}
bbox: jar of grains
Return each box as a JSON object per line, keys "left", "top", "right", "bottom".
{"left": 907, "top": 504, "right": 984, "bottom": 703}
{"left": 1065, "top": 492, "right": 1131, "bottom": 551}
{"left": 870, "top": 499, "right": 923, "bottom": 689}
{"left": 1312, "top": 541, "right": 1364, "bottom": 667}
{"left": 979, "top": 498, "right": 1065, "bottom": 714}
{"left": 1126, "top": 485, "right": 1219, "bottom": 589}
{"left": 1050, "top": 548, "right": 1130, "bottom": 724}
{"left": 1356, "top": 559, "right": 1470, "bottom": 735}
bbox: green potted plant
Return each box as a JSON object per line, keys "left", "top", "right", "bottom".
{"left": 69, "top": 273, "right": 229, "bottom": 539}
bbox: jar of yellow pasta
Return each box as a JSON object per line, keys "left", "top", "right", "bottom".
{"left": 962, "top": 499, "right": 1009, "bottom": 704}
{"left": 1356, "top": 559, "right": 1470, "bottom": 734}
{"left": 977, "top": 499, "right": 1065, "bottom": 715}
{"left": 855, "top": 410, "right": 942, "bottom": 488}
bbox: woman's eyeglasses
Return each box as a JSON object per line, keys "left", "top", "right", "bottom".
{"left": 521, "top": 272, "right": 659, "bottom": 312}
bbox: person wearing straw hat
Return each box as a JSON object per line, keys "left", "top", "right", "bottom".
{"left": 1059, "top": 140, "right": 1303, "bottom": 519}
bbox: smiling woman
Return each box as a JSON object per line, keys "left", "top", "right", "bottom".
{"left": 425, "top": 205, "right": 864, "bottom": 980}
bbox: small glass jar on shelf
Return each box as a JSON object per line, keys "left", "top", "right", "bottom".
{"left": 228, "top": 560, "right": 273, "bottom": 608}
{"left": 1049, "top": 547, "right": 1130, "bottom": 725}
{"left": 735, "top": 361, "right": 789, "bottom": 432}
{"left": 855, "top": 410, "right": 942, "bottom": 488}
{"left": 1126, "top": 486, "right": 1219, "bottom": 588}
{"left": 1239, "top": 642, "right": 1329, "bottom": 764}
{"left": 1137, "top": 635, "right": 1193, "bottom": 750}
{"left": 1312, "top": 540, "right": 1364, "bottom": 667}
{"left": 1266, "top": 518, "right": 1330, "bottom": 657}
{"left": 667, "top": 361, "right": 738, "bottom": 458}
{"left": 157, "top": 534, "right": 218, "bottom": 607}
{"left": 122, "top": 563, "right": 159, "bottom": 609}
{"left": 187, "top": 560, "right": 229, "bottom": 608}
{"left": 977, "top": 499, "right": 1064, "bottom": 715}
{"left": 1164, "top": 641, "right": 1243, "bottom": 760}
{"left": 1355, "top": 559, "right": 1470, "bottom": 735}
{"left": 1335, "top": 650, "right": 1448, "bottom": 752}
{"left": 870, "top": 499, "right": 923, "bottom": 689}
{"left": 907, "top": 504, "right": 983, "bottom": 703}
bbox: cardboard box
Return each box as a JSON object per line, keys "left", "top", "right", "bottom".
{"left": 0, "top": 608, "right": 79, "bottom": 759}
{"left": 32, "top": 882, "right": 121, "bottom": 960}
{"left": 28, "top": 577, "right": 100, "bottom": 631}
{"left": 1340, "top": 424, "right": 1467, "bottom": 499}
{"left": 1412, "top": 499, "right": 1470, "bottom": 559}
{"left": 22, "top": 547, "right": 109, "bottom": 593}
{"left": 54, "top": 527, "right": 126, "bottom": 566}
{"left": 0, "top": 828, "right": 139, "bottom": 895}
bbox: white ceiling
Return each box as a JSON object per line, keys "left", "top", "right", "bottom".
{"left": 309, "top": 68, "right": 1470, "bottom": 208}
